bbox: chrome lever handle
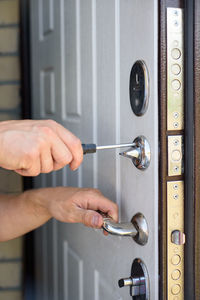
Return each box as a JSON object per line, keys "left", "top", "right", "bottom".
{"left": 102, "top": 217, "right": 137, "bottom": 237}
{"left": 101, "top": 213, "right": 149, "bottom": 246}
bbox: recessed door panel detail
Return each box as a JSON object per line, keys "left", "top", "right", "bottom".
{"left": 94, "top": 270, "right": 120, "bottom": 300}
{"left": 63, "top": 241, "right": 83, "bottom": 300}
{"left": 40, "top": 68, "right": 55, "bottom": 116}
{"left": 64, "top": 0, "right": 82, "bottom": 121}
{"left": 167, "top": 181, "right": 184, "bottom": 300}
{"left": 39, "top": 0, "right": 54, "bottom": 39}
{"left": 167, "top": 8, "right": 184, "bottom": 131}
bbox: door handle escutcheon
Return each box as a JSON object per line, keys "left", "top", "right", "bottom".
{"left": 102, "top": 213, "right": 149, "bottom": 246}
{"left": 119, "top": 136, "right": 151, "bottom": 170}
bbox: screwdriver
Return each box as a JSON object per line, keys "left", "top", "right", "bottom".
{"left": 82, "top": 142, "right": 135, "bottom": 154}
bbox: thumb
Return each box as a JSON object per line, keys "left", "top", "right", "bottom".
{"left": 79, "top": 209, "right": 103, "bottom": 228}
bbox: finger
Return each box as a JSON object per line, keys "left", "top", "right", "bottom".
{"left": 49, "top": 133, "right": 73, "bottom": 171}
{"left": 103, "top": 230, "right": 109, "bottom": 236}
{"left": 15, "top": 158, "right": 41, "bottom": 177}
{"left": 80, "top": 191, "right": 119, "bottom": 223}
{"left": 40, "top": 148, "right": 54, "bottom": 173}
{"left": 48, "top": 122, "right": 83, "bottom": 171}
{"left": 74, "top": 208, "right": 104, "bottom": 229}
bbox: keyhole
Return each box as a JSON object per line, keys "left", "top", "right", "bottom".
{"left": 136, "top": 73, "right": 139, "bottom": 85}
{"left": 129, "top": 60, "right": 149, "bottom": 116}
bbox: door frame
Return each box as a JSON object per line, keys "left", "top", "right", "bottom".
{"left": 159, "top": 0, "right": 200, "bottom": 298}
{"left": 159, "top": 1, "right": 184, "bottom": 299}
{"left": 185, "top": 0, "right": 200, "bottom": 298}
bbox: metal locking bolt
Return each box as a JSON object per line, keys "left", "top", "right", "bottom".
{"left": 117, "top": 258, "right": 150, "bottom": 299}
{"left": 118, "top": 276, "right": 146, "bottom": 297}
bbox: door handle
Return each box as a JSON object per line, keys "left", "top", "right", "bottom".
{"left": 101, "top": 212, "right": 149, "bottom": 245}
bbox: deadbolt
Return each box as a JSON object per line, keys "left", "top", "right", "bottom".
{"left": 118, "top": 258, "right": 150, "bottom": 299}
{"left": 129, "top": 60, "right": 149, "bottom": 116}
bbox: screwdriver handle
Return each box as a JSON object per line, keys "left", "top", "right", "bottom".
{"left": 82, "top": 144, "right": 97, "bottom": 154}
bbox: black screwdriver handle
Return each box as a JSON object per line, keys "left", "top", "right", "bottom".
{"left": 82, "top": 144, "right": 97, "bottom": 154}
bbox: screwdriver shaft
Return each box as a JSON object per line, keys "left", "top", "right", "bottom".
{"left": 96, "top": 143, "right": 135, "bottom": 151}
{"left": 82, "top": 142, "right": 135, "bottom": 154}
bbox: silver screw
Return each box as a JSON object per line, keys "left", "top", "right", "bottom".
{"left": 174, "top": 139, "right": 179, "bottom": 146}
{"left": 174, "top": 20, "right": 179, "bottom": 27}
{"left": 173, "top": 184, "right": 178, "bottom": 190}
{"left": 173, "top": 112, "right": 179, "bottom": 119}
{"left": 174, "top": 122, "right": 179, "bottom": 128}
{"left": 173, "top": 194, "right": 179, "bottom": 200}
{"left": 174, "top": 166, "right": 179, "bottom": 172}
{"left": 174, "top": 10, "right": 179, "bottom": 16}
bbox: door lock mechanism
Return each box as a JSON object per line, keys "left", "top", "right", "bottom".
{"left": 119, "top": 136, "right": 151, "bottom": 170}
{"left": 129, "top": 60, "right": 149, "bottom": 116}
{"left": 118, "top": 258, "right": 150, "bottom": 299}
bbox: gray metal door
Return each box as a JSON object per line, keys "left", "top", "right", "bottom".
{"left": 30, "top": 0, "right": 158, "bottom": 299}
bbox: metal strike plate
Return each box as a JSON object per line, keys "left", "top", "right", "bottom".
{"left": 167, "top": 181, "right": 184, "bottom": 300}
{"left": 167, "top": 8, "right": 184, "bottom": 131}
{"left": 168, "top": 135, "right": 183, "bottom": 176}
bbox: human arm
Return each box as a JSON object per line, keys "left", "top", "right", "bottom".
{"left": 0, "top": 187, "right": 118, "bottom": 242}
{"left": 0, "top": 119, "right": 83, "bottom": 176}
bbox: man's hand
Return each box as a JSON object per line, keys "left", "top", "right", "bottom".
{"left": 0, "top": 119, "right": 83, "bottom": 176}
{"left": 34, "top": 187, "right": 118, "bottom": 230}
{"left": 0, "top": 187, "right": 118, "bottom": 241}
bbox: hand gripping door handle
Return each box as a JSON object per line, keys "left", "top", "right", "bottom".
{"left": 101, "top": 212, "right": 149, "bottom": 246}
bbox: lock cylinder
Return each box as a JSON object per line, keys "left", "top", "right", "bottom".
{"left": 129, "top": 60, "right": 149, "bottom": 116}
{"left": 118, "top": 258, "right": 150, "bottom": 299}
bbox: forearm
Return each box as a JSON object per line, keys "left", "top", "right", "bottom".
{"left": 0, "top": 190, "right": 51, "bottom": 241}
{"left": 0, "top": 186, "right": 118, "bottom": 242}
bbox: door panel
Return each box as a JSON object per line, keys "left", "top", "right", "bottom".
{"left": 30, "top": 0, "right": 159, "bottom": 299}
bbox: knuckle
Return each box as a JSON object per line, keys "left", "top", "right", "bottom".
{"left": 40, "top": 126, "right": 53, "bottom": 137}
{"left": 30, "top": 169, "right": 40, "bottom": 177}
{"left": 36, "top": 135, "right": 46, "bottom": 149}
{"left": 91, "top": 188, "right": 101, "bottom": 196}
{"left": 71, "top": 137, "right": 82, "bottom": 150}
{"left": 66, "top": 153, "right": 73, "bottom": 163}
{"left": 25, "top": 148, "right": 39, "bottom": 162}
{"left": 43, "top": 164, "right": 53, "bottom": 174}
{"left": 82, "top": 188, "right": 93, "bottom": 195}
{"left": 57, "top": 154, "right": 72, "bottom": 167}
{"left": 46, "top": 119, "right": 57, "bottom": 127}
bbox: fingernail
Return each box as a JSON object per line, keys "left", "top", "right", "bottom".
{"left": 92, "top": 215, "right": 100, "bottom": 227}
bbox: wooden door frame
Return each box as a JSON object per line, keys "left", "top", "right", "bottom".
{"left": 159, "top": 0, "right": 200, "bottom": 298}
{"left": 185, "top": 0, "right": 200, "bottom": 298}
{"left": 184, "top": 0, "right": 195, "bottom": 298}
{"left": 193, "top": 1, "right": 200, "bottom": 296}
{"left": 159, "top": 1, "right": 184, "bottom": 299}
